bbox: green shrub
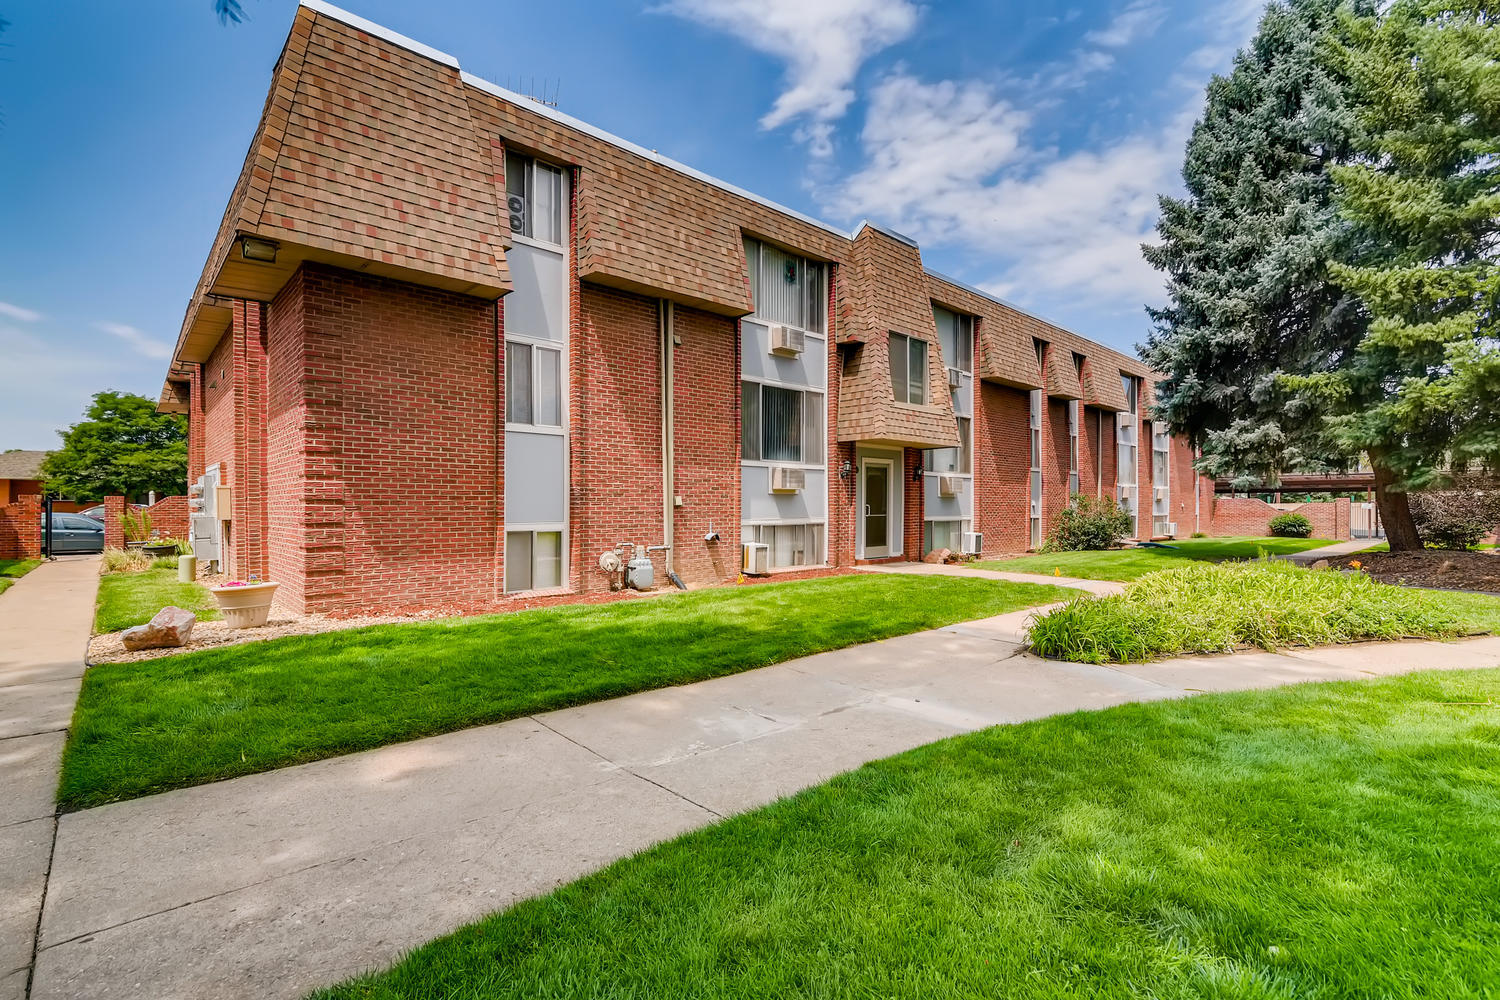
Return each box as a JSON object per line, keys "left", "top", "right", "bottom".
{"left": 1190, "top": 531, "right": 1207, "bottom": 538}
{"left": 1409, "top": 488, "right": 1500, "bottom": 549}
{"left": 1269, "top": 512, "right": 1313, "bottom": 537}
{"left": 1042, "top": 495, "right": 1134, "bottom": 552}
{"left": 1027, "top": 560, "right": 1468, "bottom": 663}
{"left": 119, "top": 508, "right": 153, "bottom": 543}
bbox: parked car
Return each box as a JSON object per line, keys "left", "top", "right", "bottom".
{"left": 42, "top": 513, "right": 105, "bottom": 554}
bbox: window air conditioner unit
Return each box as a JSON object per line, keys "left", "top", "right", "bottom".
{"left": 1165, "top": 522, "right": 1178, "bottom": 537}
{"left": 938, "top": 474, "right": 960, "bottom": 498}
{"left": 1119, "top": 424, "right": 1138, "bottom": 446}
{"left": 961, "top": 531, "right": 983, "bottom": 555}
{"left": 768, "top": 324, "right": 805, "bottom": 357}
{"left": 769, "top": 466, "right": 806, "bottom": 493}
{"left": 742, "top": 542, "right": 770, "bottom": 576}
{"left": 947, "top": 366, "right": 961, "bottom": 389}
{"left": 1154, "top": 487, "right": 1168, "bottom": 502}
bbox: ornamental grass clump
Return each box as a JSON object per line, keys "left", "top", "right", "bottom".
{"left": 1027, "top": 560, "right": 1470, "bottom": 664}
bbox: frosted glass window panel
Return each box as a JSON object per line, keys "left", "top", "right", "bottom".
{"left": 506, "top": 342, "right": 532, "bottom": 424}
{"left": 761, "top": 384, "right": 802, "bottom": 462}
{"left": 740, "top": 381, "right": 760, "bottom": 460}
{"left": 908, "top": 337, "right": 926, "bottom": 404}
{"left": 505, "top": 531, "right": 532, "bottom": 592}
{"left": 535, "top": 347, "right": 562, "bottom": 426}
{"left": 801, "top": 391, "right": 824, "bottom": 465}
{"left": 534, "top": 531, "right": 562, "bottom": 589}
{"left": 532, "top": 162, "right": 563, "bottom": 246}
{"left": 957, "top": 417, "right": 972, "bottom": 474}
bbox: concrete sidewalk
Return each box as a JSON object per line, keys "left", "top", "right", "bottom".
{"left": 1281, "top": 538, "right": 1380, "bottom": 565}
{"left": 0, "top": 557, "right": 99, "bottom": 1000}
{"left": 856, "top": 560, "right": 1126, "bottom": 596}
{"left": 31, "top": 609, "right": 1500, "bottom": 999}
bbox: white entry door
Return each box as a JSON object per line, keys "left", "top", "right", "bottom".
{"left": 859, "top": 457, "right": 897, "bottom": 559}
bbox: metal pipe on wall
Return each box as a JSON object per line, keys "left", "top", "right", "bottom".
{"left": 660, "top": 299, "right": 675, "bottom": 577}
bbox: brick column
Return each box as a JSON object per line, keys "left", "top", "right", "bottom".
{"left": 188, "top": 362, "right": 205, "bottom": 483}
{"left": 231, "top": 299, "right": 269, "bottom": 580}
{"left": 103, "top": 495, "right": 125, "bottom": 549}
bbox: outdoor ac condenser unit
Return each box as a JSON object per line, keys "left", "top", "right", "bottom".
{"left": 742, "top": 542, "right": 770, "bottom": 576}
{"left": 769, "top": 466, "right": 806, "bottom": 493}
{"left": 768, "top": 325, "right": 805, "bottom": 357}
{"left": 961, "top": 531, "right": 983, "bottom": 555}
{"left": 938, "top": 474, "right": 960, "bottom": 498}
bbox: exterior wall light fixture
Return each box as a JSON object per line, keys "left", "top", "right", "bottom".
{"left": 239, "top": 236, "right": 280, "bottom": 263}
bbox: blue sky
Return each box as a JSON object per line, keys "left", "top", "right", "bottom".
{"left": 0, "top": 0, "right": 1266, "bottom": 450}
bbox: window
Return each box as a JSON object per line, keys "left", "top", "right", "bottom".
{"left": 1121, "top": 374, "right": 1139, "bottom": 414}
{"left": 743, "top": 237, "right": 826, "bottom": 334}
{"left": 933, "top": 306, "right": 974, "bottom": 374}
{"left": 1067, "top": 400, "right": 1081, "bottom": 496}
{"left": 506, "top": 341, "right": 563, "bottom": 426}
{"left": 924, "top": 519, "right": 962, "bottom": 556}
{"left": 745, "top": 523, "right": 823, "bottom": 568}
{"left": 740, "top": 381, "right": 824, "bottom": 464}
{"left": 1029, "top": 389, "right": 1044, "bottom": 549}
{"left": 1152, "top": 421, "right": 1171, "bottom": 535}
{"left": 505, "top": 529, "right": 563, "bottom": 592}
{"left": 889, "top": 333, "right": 928, "bottom": 405}
{"left": 925, "top": 417, "right": 971, "bottom": 475}
{"left": 506, "top": 153, "right": 565, "bottom": 246}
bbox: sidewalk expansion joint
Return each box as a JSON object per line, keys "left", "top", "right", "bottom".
{"left": 528, "top": 716, "right": 725, "bottom": 820}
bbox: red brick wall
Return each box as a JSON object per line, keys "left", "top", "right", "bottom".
{"left": 670, "top": 304, "right": 740, "bottom": 586}
{"left": 201, "top": 329, "right": 237, "bottom": 493}
{"left": 305, "top": 265, "right": 499, "bottom": 610}
{"left": 266, "top": 271, "right": 310, "bottom": 610}
{"left": 1041, "top": 398, "right": 1070, "bottom": 537}
{"left": 1209, "top": 496, "right": 1351, "bottom": 540}
{"left": 104, "top": 495, "right": 125, "bottom": 549}
{"left": 2, "top": 479, "right": 41, "bottom": 505}
{"left": 0, "top": 494, "right": 41, "bottom": 560}
{"left": 573, "top": 284, "right": 665, "bottom": 593}
{"left": 143, "top": 495, "right": 189, "bottom": 541}
{"left": 902, "top": 447, "right": 922, "bottom": 559}
{"left": 974, "top": 383, "right": 1030, "bottom": 555}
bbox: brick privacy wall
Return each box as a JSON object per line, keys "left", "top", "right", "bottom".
{"left": 0, "top": 494, "right": 41, "bottom": 560}
{"left": 103, "top": 495, "right": 125, "bottom": 549}
{"left": 974, "top": 383, "right": 1031, "bottom": 555}
{"left": 143, "top": 496, "right": 189, "bottom": 541}
{"left": 1209, "top": 496, "right": 1352, "bottom": 540}
{"left": 670, "top": 304, "right": 740, "bottom": 586}
{"left": 573, "top": 284, "right": 666, "bottom": 593}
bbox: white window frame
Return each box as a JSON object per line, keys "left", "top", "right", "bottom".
{"left": 743, "top": 237, "right": 827, "bottom": 335}
{"left": 1029, "top": 389, "right": 1044, "bottom": 549}
{"left": 506, "top": 153, "right": 566, "bottom": 249}
{"left": 1067, "top": 399, "right": 1081, "bottom": 496}
{"left": 504, "top": 525, "right": 567, "bottom": 594}
{"left": 742, "top": 520, "right": 826, "bottom": 570}
{"left": 739, "top": 376, "right": 826, "bottom": 469}
{"left": 923, "top": 518, "right": 969, "bottom": 557}
{"left": 1117, "top": 376, "right": 1140, "bottom": 537}
{"left": 1152, "top": 420, "right": 1171, "bottom": 536}
{"left": 889, "top": 332, "right": 929, "bottom": 406}
{"left": 504, "top": 335, "right": 566, "bottom": 432}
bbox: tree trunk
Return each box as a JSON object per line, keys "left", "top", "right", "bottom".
{"left": 1371, "top": 458, "right": 1422, "bottom": 552}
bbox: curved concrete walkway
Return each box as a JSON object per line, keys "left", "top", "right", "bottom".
{"left": 29, "top": 588, "right": 1500, "bottom": 998}
{"left": 0, "top": 556, "right": 99, "bottom": 1000}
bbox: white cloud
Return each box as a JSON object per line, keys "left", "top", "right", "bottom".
{"left": 827, "top": 72, "right": 1185, "bottom": 309}
{"left": 654, "top": 0, "right": 919, "bottom": 154}
{"left": 1084, "top": 1, "right": 1167, "bottom": 48}
{"left": 0, "top": 325, "right": 156, "bottom": 449}
{"left": 96, "top": 321, "right": 172, "bottom": 360}
{"left": 0, "top": 301, "right": 42, "bottom": 322}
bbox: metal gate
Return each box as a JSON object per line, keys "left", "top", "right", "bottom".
{"left": 1352, "top": 502, "right": 1385, "bottom": 539}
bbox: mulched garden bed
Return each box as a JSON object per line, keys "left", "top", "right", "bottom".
{"left": 1334, "top": 549, "right": 1500, "bottom": 594}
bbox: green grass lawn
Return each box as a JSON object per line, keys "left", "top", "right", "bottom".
{"left": 311, "top": 668, "right": 1500, "bottom": 1000}
{"left": 1027, "top": 560, "right": 1500, "bottom": 664}
{"left": 94, "top": 566, "right": 222, "bottom": 633}
{"left": 976, "top": 535, "right": 1336, "bottom": 581}
{"left": 61, "top": 574, "right": 1072, "bottom": 810}
{"left": 0, "top": 557, "right": 41, "bottom": 598}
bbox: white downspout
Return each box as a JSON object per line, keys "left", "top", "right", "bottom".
{"left": 660, "top": 300, "right": 676, "bottom": 578}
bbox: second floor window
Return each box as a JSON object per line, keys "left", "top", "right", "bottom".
{"left": 506, "top": 152, "right": 565, "bottom": 246}
{"left": 1121, "top": 373, "right": 1139, "bottom": 414}
{"left": 741, "top": 381, "right": 824, "bottom": 464}
{"left": 889, "top": 333, "right": 928, "bottom": 405}
{"left": 933, "top": 306, "right": 974, "bottom": 374}
{"left": 744, "top": 237, "right": 826, "bottom": 334}
{"left": 506, "top": 340, "right": 562, "bottom": 427}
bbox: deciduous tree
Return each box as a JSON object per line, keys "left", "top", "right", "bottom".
{"left": 42, "top": 391, "right": 187, "bottom": 502}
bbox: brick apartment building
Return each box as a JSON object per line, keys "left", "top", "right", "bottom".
{"left": 157, "top": 0, "right": 1209, "bottom": 614}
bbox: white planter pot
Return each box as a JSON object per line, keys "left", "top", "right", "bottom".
{"left": 210, "top": 581, "right": 280, "bottom": 629}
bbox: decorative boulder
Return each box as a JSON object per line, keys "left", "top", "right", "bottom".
{"left": 923, "top": 547, "right": 952, "bottom": 565}
{"left": 120, "top": 606, "right": 197, "bottom": 651}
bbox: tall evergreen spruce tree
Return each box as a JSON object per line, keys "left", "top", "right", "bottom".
{"left": 1312, "top": 1, "right": 1500, "bottom": 517}
{"left": 1141, "top": 0, "right": 1429, "bottom": 547}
